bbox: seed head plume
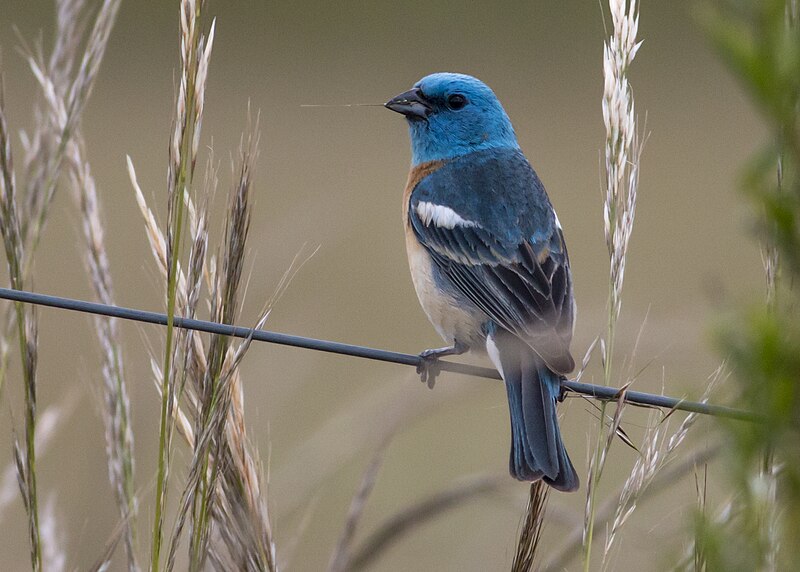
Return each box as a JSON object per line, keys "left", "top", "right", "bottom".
{"left": 585, "top": 1, "right": 645, "bottom": 569}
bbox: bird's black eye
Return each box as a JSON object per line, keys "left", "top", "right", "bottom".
{"left": 446, "top": 94, "right": 467, "bottom": 110}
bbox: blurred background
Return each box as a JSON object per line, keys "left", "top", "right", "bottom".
{"left": 0, "top": 0, "right": 765, "bottom": 570}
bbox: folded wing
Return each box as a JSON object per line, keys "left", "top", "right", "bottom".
{"left": 408, "top": 148, "right": 575, "bottom": 374}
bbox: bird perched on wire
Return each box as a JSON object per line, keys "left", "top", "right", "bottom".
{"left": 385, "top": 73, "right": 578, "bottom": 491}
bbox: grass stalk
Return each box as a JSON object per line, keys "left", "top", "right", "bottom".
{"left": 185, "top": 124, "right": 260, "bottom": 570}
{"left": 151, "top": 1, "right": 211, "bottom": 569}
{"left": 583, "top": 1, "right": 643, "bottom": 568}
{"left": 601, "top": 369, "right": 722, "bottom": 569}
{"left": 543, "top": 444, "right": 721, "bottom": 572}
{"left": 582, "top": 401, "right": 605, "bottom": 572}
{"left": 134, "top": 106, "right": 278, "bottom": 569}
{"left": 348, "top": 474, "right": 504, "bottom": 571}
{"left": 68, "top": 129, "right": 138, "bottom": 570}
{"left": 0, "top": 4, "right": 121, "bottom": 566}
{"left": 512, "top": 481, "right": 550, "bottom": 572}
{"left": 0, "top": 0, "right": 114, "bottom": 404}
{"left": 0, "top": 73, "right": 42, "bottom": 572}
{"left": 28, "top": 5, "right": 138, "bottom": 565}
{"left": 328, "top": 438, "right": 390, "bottom": 572}
{"left": 21, "top": 0, "right": 121, "bottom": 270}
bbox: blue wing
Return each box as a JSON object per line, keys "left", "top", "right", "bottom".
{"left": 408, "top": 148, "right": 575, "bottom": 374}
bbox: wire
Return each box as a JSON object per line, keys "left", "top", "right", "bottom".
{"left": 0, "top": 286, "right": 757, "bottom": 422}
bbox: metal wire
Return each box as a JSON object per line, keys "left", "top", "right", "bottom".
{"left": 0, "top": 286, "right": 757, "bottom": 422}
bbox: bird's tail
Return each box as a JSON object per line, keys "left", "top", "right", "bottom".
{"left": 489, "top": 334, "right": 579, "bottom": 492}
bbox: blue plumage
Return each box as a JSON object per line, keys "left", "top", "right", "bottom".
{"left": 411, "top": 148, "right": 559, "bottom": 257}
{"left": 493, "top": 327, "right": 578, "bottom": 490}
{"left": 404, "top": 73, "right": 518, "bottom": 165}
{"left": 387, "top": 73, "right": 579, "bottom": 491}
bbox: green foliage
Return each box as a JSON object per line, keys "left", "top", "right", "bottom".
{"left": 694, "top": 0, "right": 800, "bottom": 569}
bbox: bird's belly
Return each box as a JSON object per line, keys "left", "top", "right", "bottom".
{"left": 406, "top": 234, "right": 486, "bottom": 350}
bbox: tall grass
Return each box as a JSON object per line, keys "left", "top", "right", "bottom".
{"left": 0, "top": 71, "right": 41, "bottom": 571}
{"left": 133, "top": 130, "right": 279, "bottom": 570}
{"left": 601, "top": 368, "right": 722, "bottom": 569}
{"left": 0, "top": 0, "right": 795, "bottom": 570}
{"left": 149, "top": 1, "right": 215, "bottom": 568}
{"left": 128, "top": 23, "right": 282, "bottom": 570}
{"left": 511, "top": 482, "right": 549, "bottom": 572}
{"left": 0, "top": 1, "right": 121, "bottom": 568}
{"left": 582, "top": 0, "right": 643, "bottom": 569}
{"left": 29, "top": 0, "right": 139, "bottom": 566}
{"left": 1, "top": 0, "right": 281, "bottom": 568}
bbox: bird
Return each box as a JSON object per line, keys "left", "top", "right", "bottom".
{"left": 385, "top": 72, "right": 579, "bottom": 491}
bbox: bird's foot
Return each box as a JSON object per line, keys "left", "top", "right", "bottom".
{"left": 557, "top": 377, "right": 568, "bottom": 402}
{"left": 416, "top": 341, "right": 467, "bottom": 389}
{"left": 417, "top": 350, "right": 443, "bottom": 389}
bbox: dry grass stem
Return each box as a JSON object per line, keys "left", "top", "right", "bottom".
{"left": 150, "top": 1, "right": 215, "bottom": 568}
{"left": 694, "top": 464, "right": 709, "bottom": 571}
{"left": 602, "top": 0, "right": 643, "bottom": 330}
{"left": 0, "top": 405, "right": 67, "bottom": 524}
{"left": 328, "top": 437, "right": 392, "bottom": 572}
{"left": 348, "top": 474, "right": 506, "bottom": 572}
{"left": 512, "top": 481, "right": 550, "bottom": 572}
{"left": 0, "top": 82, "right": 25, "bottom": 304}
{"left": 136, "top": 108, "right": 278, "bottom": 570}
{"left": 21, "top": 0, "right": 122, "bottom": 262}
{"left": 18, "top": 0, "right": 87, "bottom": 218}
{"left": 542, "top": 443, "right": 721, "bottom": 572}
{"left": 16, "top": 1, "right": 136, "bottom": 567}
{"left": 0, "top": 73, "right": 42, "bottom": 572}
{"left": 585, "top": 1, "right": 644, "bottom": 568}
{"left": 183, "top": 127, "right": 262, "bottom": 570}
{"left": 583, "top": 385, "right": 630, "bottom": 553}
{"left": 0, "top": 3, "right": 122, "bottom": 566}
{"left": 600, "top": 366, "right": 724, "bottom": 569}
{"left": 68, "top": 129, "right": 138, "bottom": 572}
{"left": 675, "top": 455, "right": 783, "bottom": 572}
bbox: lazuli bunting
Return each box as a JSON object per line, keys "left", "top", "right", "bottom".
{"left": 386, "top": 73, "right": 578, "bottom": 491}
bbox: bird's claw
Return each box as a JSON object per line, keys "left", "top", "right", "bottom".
{"left": 417, "top": 350, "right": 442, "bottom": 389}
{"left": 557, "top": 379, "right": 568, "bottom": 402}
{"left": 415, "top": 342, "right": 467, "bottom": 389}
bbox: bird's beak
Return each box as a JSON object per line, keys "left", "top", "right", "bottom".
{"left": 385, "top": 87, "right": 431, "bottom": 120}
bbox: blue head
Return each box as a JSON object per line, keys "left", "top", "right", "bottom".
{"left": 385, "top": 73, "right": 519, "bottom": 165}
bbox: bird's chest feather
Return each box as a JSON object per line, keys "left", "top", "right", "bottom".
{"left": 402, "top": 162, "right": 487, "bottom": 349}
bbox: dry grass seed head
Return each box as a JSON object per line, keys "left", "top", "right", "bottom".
{"left": 601, "top": 365, "right": 726, "bottom": 568}
{"left": 512, "top": 481, "right": 550, "bottom": 572}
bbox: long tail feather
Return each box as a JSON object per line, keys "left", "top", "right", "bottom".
{"left": 489, "top": 332, "right": 579, "bottom": 492}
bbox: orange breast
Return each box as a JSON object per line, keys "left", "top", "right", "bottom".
{"left": 401, "top": 160, "right": 487, "bottom": 350}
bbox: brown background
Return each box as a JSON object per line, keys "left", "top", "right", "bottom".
{"left": 0, "top": 1, "right": 764, "bottom": 570}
